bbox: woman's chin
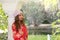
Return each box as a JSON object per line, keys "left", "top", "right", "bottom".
{"left": 19, "top": 19, "right": 24, "bottom": 21}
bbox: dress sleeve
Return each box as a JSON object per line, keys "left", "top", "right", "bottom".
{"left": 24, "top": 26, "right": 28, "bottom": 40}
{"left": 12, "top": 24, "right": 16, "bottom": 38}
{"left": 12, "top": 24, "right": 16, "bottom": 31}
{"left": 12, "top": 24, "right": 21, "bottom": 39}
{"left": 25, "top": 27, "right": 28, "bottom": 39}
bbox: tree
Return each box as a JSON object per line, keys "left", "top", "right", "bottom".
{"left": 0, "top": 3, "right": 8, "bottom": 31}
{"left": 21, "top": 1, "right": 45, "bottom": 26}
{"left": 43, "top": 0, "right": 58, "bottom": 23}
{"left": 51, "top": 10, "right": 60, "bottom": 35}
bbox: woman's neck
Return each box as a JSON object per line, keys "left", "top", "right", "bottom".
{"left": 19, "top": 21, "right": 24, "bottom": 25}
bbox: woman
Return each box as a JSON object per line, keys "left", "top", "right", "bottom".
{"left": 12, "top": 10, "right": 28, "bottom": 40}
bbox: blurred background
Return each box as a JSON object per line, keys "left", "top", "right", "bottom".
{"left": 0, "top": 0, "right": 60, "bottom": 40}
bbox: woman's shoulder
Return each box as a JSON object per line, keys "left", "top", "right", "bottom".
{"left": 22, "top": 24, "right": 26, "bottom": 28}
{"left": 22, "top": 24, "right": 27, "bottom": 30}
{"left": 12, "top": 23, "right": 16, "bottom": 29}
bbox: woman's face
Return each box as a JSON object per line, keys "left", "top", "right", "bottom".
{"left": 18, "top": 13, "right": 24, "bottom": 21}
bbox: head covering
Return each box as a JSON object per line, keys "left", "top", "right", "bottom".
{"left": 14, "top": 10, "right": 23, "bottom": 17}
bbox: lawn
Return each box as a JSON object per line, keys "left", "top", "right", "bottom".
{"left": 0, "top": 33, "right": 60, "bottom": 40}
{"left": 28, "top": 35, "right": 47, "bottom": 40}
{"left": 28, "top": 35, "right": 60, "bottom": 40}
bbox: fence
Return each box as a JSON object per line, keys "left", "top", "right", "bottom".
{"left": 28, "top": 24, "right": 56, "bottom": 35}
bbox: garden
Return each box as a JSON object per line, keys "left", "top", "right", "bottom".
{"left": 0, "top": 0, "right": 60, "bottom": 40}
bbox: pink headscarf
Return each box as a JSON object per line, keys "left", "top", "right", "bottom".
{"left": 14, "top": 10, "right": 23, "bottom": 17}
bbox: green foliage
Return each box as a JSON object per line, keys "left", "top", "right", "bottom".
{"left": 51, "top": 10, "right": 60, "bottom": 35}
{"left": 0, "top": 3, "right": 8, "bottom": 31}
{"left": 51, "top": 19, "right": 60, "bottom": 35}
{"left": 57, "top": 11, "right": 60, "bottom": 18}
{"left": 22, "top": 1, "right": 45, "bottom": 25}
{"left": 0, "top": 33, "right": 7, "bottom": 40}
{"left": 21, "top": 1, "right": 58, "bottom": 24}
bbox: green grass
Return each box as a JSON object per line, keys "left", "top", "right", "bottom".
{"left": 28, "top": 35, "right": 60, "bottom": 40}
{"left": 51, "top": 35, "right": 60, "bottom": 40}
{"left": 0, "top": 33, "right": 60, "bottom": 40}
{"left": 28, "top": 35, "right": 47, "bottom": 40}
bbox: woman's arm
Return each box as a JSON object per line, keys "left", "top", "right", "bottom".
{"left": 24, "top": 26, "right": 28, "bottom": 40}
{"left": 12, "top": 24, "right": 22, "bottom": 39}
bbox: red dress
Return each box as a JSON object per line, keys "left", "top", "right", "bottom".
{"left": 12, "top": 24, "right": 28, "bottom": 40}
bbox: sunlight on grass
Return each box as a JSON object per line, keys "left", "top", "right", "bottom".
{"left": 28, "top": 35, "right": 60, "bottom": 40}
{"left": 28, "top": 35, "right": 47, "bottom": 40}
